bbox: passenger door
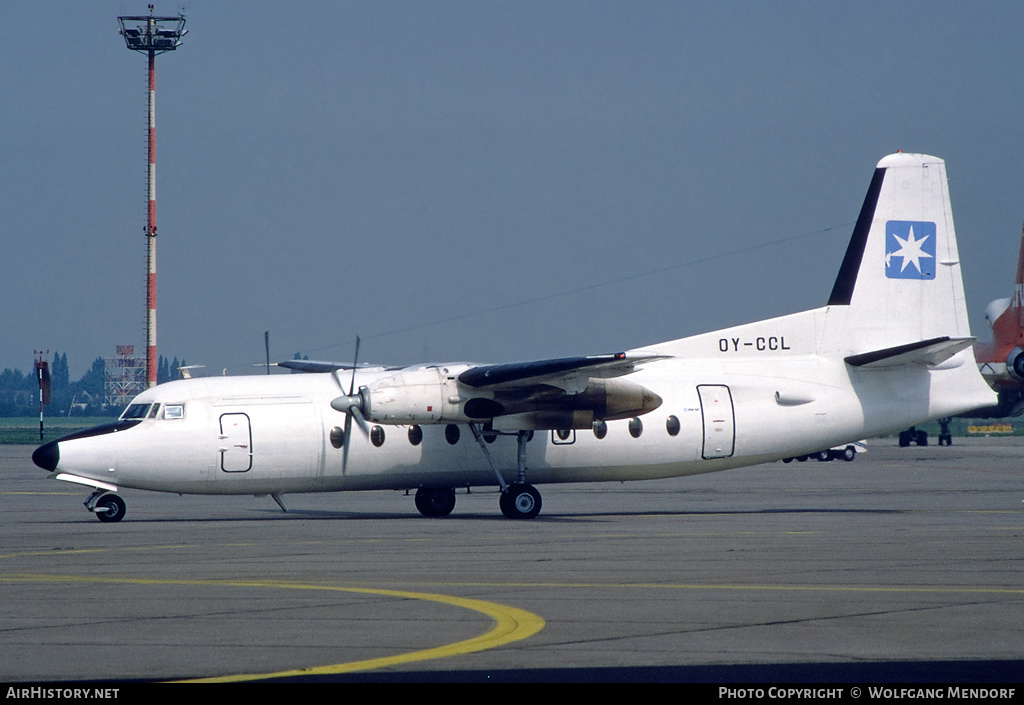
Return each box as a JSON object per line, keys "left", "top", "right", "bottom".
{"left": 698, "top": 385, "right": 735, "bottom": 459}
{"left": 219, "top": 413, "right": 253, "bottom": 472}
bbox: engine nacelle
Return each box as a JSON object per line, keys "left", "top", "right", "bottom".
{"left": 333, "top": 365, "right": 663, "bottom": 430}
{"left": 360, "top": 365, "right": 467, "bottom": 424}
{"left": 1006, "top": 347, "right": 1024, "bottom": 381}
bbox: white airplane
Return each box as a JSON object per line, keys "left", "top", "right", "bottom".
{"left": 33, "top": 152, "right": 996, "bottom": 522}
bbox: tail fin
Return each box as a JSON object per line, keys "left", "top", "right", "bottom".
{"left": 827, "top": 153, "right": 970, "bottom": 349}
{"left": 977, "top": 222, "right": 1024, "bottom": 377}
{"left": 991, "top": 222, "right": 1024, "bottom": 337}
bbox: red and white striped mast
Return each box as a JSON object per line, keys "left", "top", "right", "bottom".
{"left": 118, "top": 6, "right": 187, "bottom": 387}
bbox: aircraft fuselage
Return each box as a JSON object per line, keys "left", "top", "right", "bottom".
{"left": 45, "top": 325, "right": 971, "bottom": 500}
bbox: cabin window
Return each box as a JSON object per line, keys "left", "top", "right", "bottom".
{"left": 666, "top": 415, "right": 680, "bottom": 436}
{"left": 445, "top": 424, "right": 460, "bottom": 445}
{"left": 121, "top": 403, "right": 151, "bottom": 420}
{"left": 592, "top": 420, "right": 607, "bottom": 439}
{"left": 556, "top": 428, "right": 572, "bottom": 441}
{"left": 629, "top": 417, "right": 643, "bottom": 438}
{"left": 371, "top": 426, "right": 386, "bottom": 447}
{"left": 163, "top": 404, "right": 184, "bottom": 420}
{"left": 330, "top": 426, "right": 345, "bottom": 449}
{"left": 408, "top": 425, "right": 423, "bottom": 446}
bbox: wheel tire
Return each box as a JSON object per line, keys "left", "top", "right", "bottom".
{"left": 499, "top": 484, "right": 542, "bottom": 520}
{"left": 899, "top": 431, "right": 910, "bottom": 447}
{"left": 95, "top": 494, "right": 125, "bottom": 523}
{"left": 916, "top": 430, "right": 928, "bottom": 446}
{"left": 842, "top": 446, "right": 856, "bottom": 462}
{"left": 813, "top": 450, "right": 830, "bottom": 462}
{"left": 414, "top": 487, "right": 456, "bottom": 517}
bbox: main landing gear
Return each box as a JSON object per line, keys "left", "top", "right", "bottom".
{"left": 898, "top": 426, "right": 928, "bottom": 447}
{"left": 498, "top": 483, "right": 542, "bottom": 520}
{"left": 899, "top": 419, "right": 953, "bottom": 447}
{"left": 85, "top": 490, "right": 126, "bottom": 523}
{"left": 471, "top": 425, "right": 542, "bottom": 519}
{"left": 412, "top": 425, "right": 543, "bottom": 520}
{"left": 414, "top": 487, "right": 457, "bottom": 517}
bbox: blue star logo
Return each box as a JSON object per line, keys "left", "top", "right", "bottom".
{"left": 885, "top": 221, "right": 936, "bottom": 280}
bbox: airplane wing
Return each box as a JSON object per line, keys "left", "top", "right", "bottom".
{"left": 276, "top": 360, "right": 399, "bottom": 374}
{"left": 459, "top": 352, "right": 669, "bottom": 394}
{"left": 319, "top": 351, "right": 670, "bottom": 429}
{"left": 845, "top": 336, "right": 975, "bottom": 368}
{"left": 276, "top": 360, "right": 350, "bottom": 373}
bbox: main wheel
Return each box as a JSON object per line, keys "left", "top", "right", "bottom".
{"left": 499, "top": 483, "right": 542, "bottom": 520}
{"left": 95, "top": 494, "right": 126, "bottom": 523}
{"left": 414, "top": 487, "right": 456, "bottom": 517}
{"left": 841, "top": 446, "right": 856, "bottom": 462}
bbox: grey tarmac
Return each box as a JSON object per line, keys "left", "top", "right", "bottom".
{"left": 0, "top": 437, "right": 1021, "bottom": 683}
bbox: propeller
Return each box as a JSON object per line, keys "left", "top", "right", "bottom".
{"left": 330, "top": 336, "right": 370, "bottom": 474}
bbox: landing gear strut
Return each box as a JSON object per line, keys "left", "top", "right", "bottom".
{"left": 470, "top": 424, "right": 543, "bottom": 520}
{"left": 937, "top": 417, "right": 953, "bottom": 446}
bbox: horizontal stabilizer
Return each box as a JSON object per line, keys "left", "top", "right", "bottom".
{"left": 844, "top": 336, "right": 974, "bottom": 369}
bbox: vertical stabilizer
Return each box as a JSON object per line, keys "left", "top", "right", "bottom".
{"left": 1006, "top": 222, "right": 1024, "bottom": 332}
{"left": 976, "top": 222, "right": 1024, "bottom": 380}
{"left": 826, "top": 153, "right": 970, "bottom": 350}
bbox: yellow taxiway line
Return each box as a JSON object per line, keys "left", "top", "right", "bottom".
{"left": 3, "top": 574, "right": 545, "bottom": 682}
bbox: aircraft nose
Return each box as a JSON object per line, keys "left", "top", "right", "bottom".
{"left": 32, "top": 441, "right": 60, "bottom": 472}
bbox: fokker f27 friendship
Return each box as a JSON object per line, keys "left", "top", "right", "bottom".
{"left": 33, "top": 152, "right": 996, "bottom": 522}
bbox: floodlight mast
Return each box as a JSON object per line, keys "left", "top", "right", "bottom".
{"left": 117, "top": 6, "right": 187, "bottom": 388}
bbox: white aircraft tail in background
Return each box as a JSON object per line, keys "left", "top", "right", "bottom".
{"left": 34, "top": 152, "right": 996, "bottom": 521}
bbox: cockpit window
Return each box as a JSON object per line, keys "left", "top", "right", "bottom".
{"left": 147, "top": 403, "right": 161, "bottom": 419}
{"left": 163, "top": 404, "right": 185, "bottom": 420}
{"left": 121, "top": 403, "right": 152, "bottom": 420}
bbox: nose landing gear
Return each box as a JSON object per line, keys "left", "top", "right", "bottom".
{"left": 86, "top": 490, "right": 126, "bottom": 523}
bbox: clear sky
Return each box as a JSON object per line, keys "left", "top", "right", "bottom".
{"left": 3, "top": 1, "right": 1024, "bottom": 379}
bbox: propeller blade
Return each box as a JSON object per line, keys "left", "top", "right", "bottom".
{"left": 338, "top": 335, "right": 365, "bottom": 476}
{"left": 349, "top": 402, "right": 369, "bottom": 436}
{"left": 348, "top": 335, "right": 360, "bottom": 396}
{"left": 341, "top": 409, "right": 352, "bottom": 476}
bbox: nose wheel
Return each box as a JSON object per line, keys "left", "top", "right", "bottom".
{"left": 85, "top": 491, "right": 126, "bottom": 523}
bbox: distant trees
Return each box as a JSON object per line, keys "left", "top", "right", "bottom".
{"left": 78, "top": 357, "right": 106, "bottom": 398}
{"left": 158, "top": 355, "right": 187, "bottom": 384}
{"left": 0, "top": 351, "right": 188, "bottom": 417}
{"left": 51, "top": 353, "right": 69, "bottom": 391}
